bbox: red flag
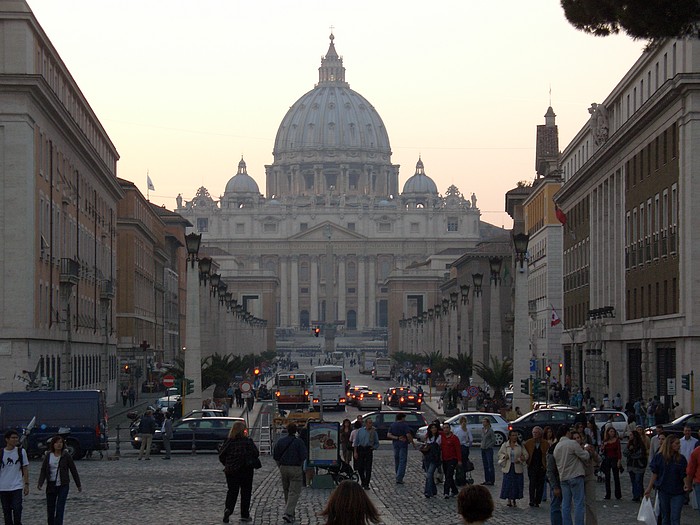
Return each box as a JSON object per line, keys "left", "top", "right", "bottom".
{"left": 555, "top": 204, "right": 567, "bottom": 225}
{"left": 551, "top": 305, "right": 562, "bottom": 327}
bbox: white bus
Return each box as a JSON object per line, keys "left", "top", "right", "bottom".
{"left": 310, "top": 365, "right": 347, "bottom": 411}
{"left": 274, "top": 372, "right": 309, "bottom": 410}
{"left": 372, "top": 357, "right": 392, "bottom": 380}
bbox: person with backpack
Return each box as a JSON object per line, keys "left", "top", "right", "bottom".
{"left": 0, "top": 429, "right": 29, "bottom": 525}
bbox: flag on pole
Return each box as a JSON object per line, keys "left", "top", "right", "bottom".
{"left": 554, "top": 204, "right": 567, "bottom": 225}
{"left": 147, "top": 174, "right": 155, "bottom": 191}
{"left": 551, "top": 305, "right": 562, "bottom": 327}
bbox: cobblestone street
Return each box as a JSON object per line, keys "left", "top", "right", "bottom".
{"left": 18, "top": 445, "right": 699, "bottom": 524}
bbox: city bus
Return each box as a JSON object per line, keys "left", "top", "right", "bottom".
{"left": 372, "top": 357, "right": 392, "bottom": 380}
{"left": 274, "top": 373, "right": 309, "bottom": 410}
{"left": 310, "top": 365, "right": 346, "bottom": 411}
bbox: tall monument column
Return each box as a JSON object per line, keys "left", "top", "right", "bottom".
{"left": 290, "top": 256, "right": 299, "bottom": 329}
{"left": 310, "top": 256, "right": 319, "bottom": 323}
{"left": 357, "top": 256, "right": 366, "bottom": 330}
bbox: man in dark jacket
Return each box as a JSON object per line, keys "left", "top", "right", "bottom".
{"left": 273, "top": 423, "right": 307, "bottom": 523}
{"left": 137, "top": 410, "right": 157, "bottom": 460}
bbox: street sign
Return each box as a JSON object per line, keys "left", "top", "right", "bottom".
{"left": 240, "top": 380, "right": 252, "bottom": 393}
{"left": 162, "top": 375, "right": 175, "bottom": 388}
{"left": 529, "top": 359, "right": 537, "bottom": 373}
{"left": 667, "top": 378, "right": 676, "bottom": 396}
{"left": 467, "top": 386, "right": 479, "bottom": 399}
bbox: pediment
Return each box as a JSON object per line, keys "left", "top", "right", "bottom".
{"left": 289, "top": 221, "right": 366, "bottom": 241}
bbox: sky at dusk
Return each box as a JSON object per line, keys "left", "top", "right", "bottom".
{"left": 26, "top": 0, "right": 646, "bottom": 228}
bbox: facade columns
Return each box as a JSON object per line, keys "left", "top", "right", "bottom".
{"left": 184, "top": 266, "right": 203, "bottom": 413}
{"left": 368, "top": 256, "right": 376, "bottom": 327}
{"left": 338, "top": 256, "right": 346, "bottom": 323}
{"left": 290, "top": 256, "right": 299, "bottom": 329}
{"left": 310, "top": 256, "right": 319, "bottom": 323}
{"left": 489, "top": 283, "right": 502, "bottom": 361}
{"left": 472, "top": 289, "right": 484, "bottom": 370}
{"left": 513, "top": 263, "right": 531, "bottom": 411}
{"left": 450, "top": 301, "right": 459, "bottom": 356}
{"left": 357, "top": 256, "right": 366, "bottom": 330}
{"left": 280, "top": 256, "right": 288, "bottom": 326}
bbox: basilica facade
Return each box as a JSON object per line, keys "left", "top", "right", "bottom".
{"left": 177, "top": 35, "right": 504, "bottom": 350}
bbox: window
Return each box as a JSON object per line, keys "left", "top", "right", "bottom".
{"left": 300, "top": 223, "right": 308, "bottom": 231}
{"left": 196, "top": 217, "right": 208, "bottom": 232}
{"left": 235, "top": 223, "right": 245, "bottom": 234}
{"left": 410, "top": 222, "right": 419, "bottom": 233}
{"left": 347, "top": 223, "right": 355, "bottom": 231}
{"left": 263, "top": 222, "right": 277, "bottom": 233}
{"left": 377, "top": 222, "right": 392, "bottom": 233}
{"left": 447, "top": 217, "right": 458, "bottom": 232}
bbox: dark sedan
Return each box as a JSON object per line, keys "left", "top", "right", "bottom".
{"left": 133, "top": 416, "right": 244, "bottom": 453}
{"left": 508, "top": 408, "right": 577, "bottom": 441}
{"left": 351, "top": 410, "right": 427, "bottom": 440}
{"left": 646, "top": 413, "right": 700, "bottom": 438}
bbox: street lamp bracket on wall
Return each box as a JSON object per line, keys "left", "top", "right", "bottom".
{"left": 185, "top": 232, "right": 202, "bottom": 269}
{"left": 489, "top": 256, "right": 503, "bottom": 285}
{"left": 459, "top": 284, "right": 470, "bottom": 305}
{"left": 513, "top": 232, "right": 530, "bottom": 269}
{"left": 472, "top": 273, "right": 483, "bottom": 297}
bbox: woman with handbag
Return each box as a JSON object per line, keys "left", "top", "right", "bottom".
{"left": 37, "top": 435, "right": 81, "bottom": 525}
{"left": 625, "top": 430, "right": 648, "bottom": 502}
{"left": 497, "top": 430, "right": 528, "bottom": 507}
{"left": 421, "top": 423, "right": 441, "bottom": 498}
{"left": 600, "top": 426, "right": 623, "bottom": 500}
{"left": 218, "top": 421, "right": 260, "bottom": 523}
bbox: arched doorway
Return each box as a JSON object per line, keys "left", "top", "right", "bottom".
{"left": 347, "top": 310, "right": 357, "bottom": 330}
{"left": 300, "top": 310, "right": 310, "bottom": 330}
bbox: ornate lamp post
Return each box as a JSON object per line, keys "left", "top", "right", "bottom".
{"left": 512, "top": 233, "right": 531, "bottom": 411}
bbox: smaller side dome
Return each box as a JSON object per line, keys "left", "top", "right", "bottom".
{"left": 402, "top": 157, "right": 438, "bottom": 195}
{"left": 225, "top": 157, "right": 260, "bottom": 194}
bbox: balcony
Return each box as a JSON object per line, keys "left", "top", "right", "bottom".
{"left": 100, "top": 279, "right": 115, "bottom": 301}
{"left": 59, "top": 258, "right": 80, "bottom": 286}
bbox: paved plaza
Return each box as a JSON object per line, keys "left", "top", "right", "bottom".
{"left": 17, "top": 443, "right": 699, "bottom": 524}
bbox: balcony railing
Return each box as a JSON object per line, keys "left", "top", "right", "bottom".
{"left": 59, "top": 258, "right": 80, "bottom": 285}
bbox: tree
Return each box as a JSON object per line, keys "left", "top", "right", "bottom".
{"left": 473, "top": 356, "right": 513, "bottom": 403}
{"left": 424, "top": 350, "right": 446, "bottom": 378}
{"left": 561, "top": 0, "right": 700, "bottom": 40}
{"left": 444, "top": 353, "right": 473, "bottom": 388}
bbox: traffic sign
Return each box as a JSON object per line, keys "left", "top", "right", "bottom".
{"left": 162, "top": 375, "right": 175, "bottom": 388}
{"left": 467, "top": 386, "right": 479, "bottom": 399}
{"left": 666, "top": 378, "right": 676, "bottom": 396}
{"left": 529, "top": 359, "right": 537, "bottom": 373}
{"left": 240, "top": 380, "right": 252, "bottom": 393}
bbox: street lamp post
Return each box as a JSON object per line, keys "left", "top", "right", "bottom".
{"left": 512, "top": 233, "right": 531, "bottom": 411}
{"left": 184, "top": 232, "right": 204, "bottom": 413}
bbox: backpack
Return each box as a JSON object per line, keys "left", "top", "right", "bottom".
{"left": 0, "top": 446, "right": 25, "bottom": 469}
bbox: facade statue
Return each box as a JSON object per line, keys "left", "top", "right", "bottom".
{"left": 588, "top": 102, "right": 609, "bottom": 146}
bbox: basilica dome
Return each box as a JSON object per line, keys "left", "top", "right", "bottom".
{"left": 273, "top": 34, "right": 391, "bottom": 160}
{"left": 402, "top": 158, "right": 438, "bottom": 195}
{"left": 225, "top": 158, "right": 260, "bottom": 194}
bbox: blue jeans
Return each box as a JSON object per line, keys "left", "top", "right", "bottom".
{"left": 46, "top": 485, "right": 70, "bottom": 525}
{"left": 657, "top": 491, "right": 684, "bottom": 525}
{"left": 628, "top": 471, "right": 644, "bottom": 500}
{"left": 393, "top": 443, "right": 408, "bottom": 482}
{"left": 550, "top": 491, "right": 563, "bottom": 525}
{"left": 424, "top": 460, "right": 438, "bottom": 496}
{"left": 481, "top": 448, "right": 495, "bottom": 484}
{"left": 0, "top": 489, "right": 23, "bottom": 525}
{"left": 560, "top": 476, "right": 585, "bottom": 525}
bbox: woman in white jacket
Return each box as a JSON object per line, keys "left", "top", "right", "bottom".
{"left": 497, "top": 431, "right": 528, "bottom": 507}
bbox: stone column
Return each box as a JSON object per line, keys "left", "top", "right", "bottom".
{"left": 513, "top": 263, "right": 531, "bottom": 411}
{"left": 184, "top": 267, "right": 203, "bottom": 413}
{"left": 472, "top": 290, "right": 484, "bottom": 374}
{"left": 310, "top": 256, "right": 319, "bottom": 323}
{"left": 368, "top": 256, "right": 376, "bottom": 328}
{"left": 279, "top": 256, "right": 288, "bottom": 327}
{"left": 489, "top": 281, "right": 502, "bottom": 360}
{"left": 290, "top": 256, "right": 299, "bottom": 329}
{"left": 357, "top": 256, "right": 366, "bottom": 330}
{"left": 460, "top": 297, "right": 470, "bottom": 356}
{"left": 337, "top": 256, "right": 346, "bottom": 323}
{"left": 450, "top": 302, "right": 459, "bottom": 356}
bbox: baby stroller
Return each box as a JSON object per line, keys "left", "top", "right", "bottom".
{"left": 317, "top": 459, "right": 359, "bottom": 485}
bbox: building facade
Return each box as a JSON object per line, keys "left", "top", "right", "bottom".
{"left": 177, "top": 35, "right": 504, "bottom": 353}
{"left": 0, "top": 0, "right": 122, "bottom": 398}
{"left": 556, "top": 39, "right": 699, "bottom": 410}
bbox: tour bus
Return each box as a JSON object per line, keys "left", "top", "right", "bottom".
{"left": 372, "top": 357, "right": 392, "bottom": 380}
{"left": 310, "top": 365, "right": 347, "bottom": 411}
{"left": 358, "top": 350, "right": 376, "bottom": 374}
{"left": 274, "top": 372, "right": 309, "bottom": 410}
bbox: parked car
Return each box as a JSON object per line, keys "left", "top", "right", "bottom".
{"left": 181, "top": 409, "right": 227, "bottom": 419}
{"left": 589, "top": 409, "right": 629, "bottom": 437}
{"left": 396, "top": 390, "right": 423, "bottom": 410}
{"left": 133, "top": 416, "right": 245, "bottom": 453}
{"left": 156, "top": 396, "right": 180, "bottom": 411}
{"left": 508, "top": 409, "right": 578, "bottom": 441}
{"left": 416, "top": 412, "right": 508, "bottom": 447}
{"left": 351, "top": 411, "right": 428, "bottom": 440}
{"left": 645, "top": 413, "right": 700, "bottom": 438}
{"left": 356, "top": 389, "right": 382, "bottom": 411}
{"left": 346, "top": 386, "right": 369, "bottom": 407}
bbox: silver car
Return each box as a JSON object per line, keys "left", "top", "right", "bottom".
{"left": 416, "top": 412, "right": 508, "bottom": 447}
{"left": 589, "top": 409, "right": 629, "bottom": 437}
{"left": 356, "top": 389, "right": 382, "bottom": 411}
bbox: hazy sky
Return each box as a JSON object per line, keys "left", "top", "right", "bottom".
{"left": 27, "top": 0, "right": 645, "bottom": 227}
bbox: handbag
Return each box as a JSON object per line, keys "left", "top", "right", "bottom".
{"left": 636, "top": 496, "right": 656, "bottom": 525}
{"left": 245, "top": 456, "right": 262, "bottom": 469}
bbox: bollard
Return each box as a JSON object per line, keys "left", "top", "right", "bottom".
{"left": 115, "top": 424, "right": 121, "bottom": 457}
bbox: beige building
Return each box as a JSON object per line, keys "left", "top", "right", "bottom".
{"left": 0, "top": 1, "right": 122, "bottom": 398}
{"left": 178, "top": 35, "right": 506, "bottom": 353}
{"left": 555, "top": 39, "right": 700, "bottom": 411}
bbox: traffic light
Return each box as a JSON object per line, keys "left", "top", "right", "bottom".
{"left": 681, "top": 372, "right": 692, "bottom": 391}
{"left": 174, "top": 378, "right": 182, "bottom": 394}
{"left": 122, "top": 363, "right": 130, "bottom": 373}
{"left": 520, "top": 378, "right": 529, "bottom": 395}
{"left": 185, "top": 378, "right": 194, "bottom": 395}
{"left": 314, "top": 326, "right": 320, "bottom": 337}
{"left": 545, "top": 365, "right": 552, "bottom": 377}
{"left": 559, "top": 362, "right": 563, "bottom": 370}
{"left": 254, "top": 367, "right": 260, "bottom": 377}
{"left": 426, "top": 368, "right": 432, "bottom": 379}
{"left": 533, "top": 380, "right": 541, "bottom": 397}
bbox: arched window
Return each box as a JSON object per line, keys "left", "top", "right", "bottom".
{"left": 347, "top": 310, "right": 357, "bottom": 330}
